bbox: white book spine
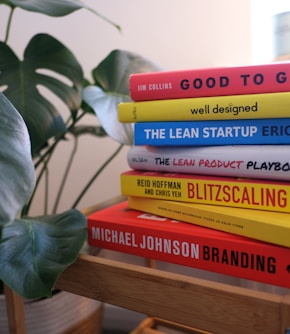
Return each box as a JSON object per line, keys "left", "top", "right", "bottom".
{"left": 127, "top": 145, "right": 290, "bottom": 181}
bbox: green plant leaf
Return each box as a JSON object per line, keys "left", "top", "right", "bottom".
{"left": 69, "top": 125, "right": 107, "bottom": 138}
{"left": 82, "top": 86, "right": 133, "bottom": 145}
{"left": 92, "top": 49, "right": 162, "bottom": 95}
{"left": 83, "top": 49, "right": 161, "bottom": 145}
{"left": 0, "top": 92, "right": 35, "bottom": 227}
{"left": 0, "top": 209, "right": 87, "bottom": 299}
{"left": 0, "top": 33, "right": 84, "bottom": 155}
{"left": 0, "top": 0, "right": 121, "bottom": 29}
{"left": 1, "top": 0, "right": 86, "bottom": 16}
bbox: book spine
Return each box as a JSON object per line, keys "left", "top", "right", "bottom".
{"left": 120, "top": 171, "right": 290, "bottom": 213}
{"left": 129, "top": 63, "right": 290, "bottom": 101}
{"left": 133, "top": 118, "right": 290, "bottom": 146}
{"left": 118, "top": 91, "right": 290, "bottom": 123}
{"left": 127, "top": 196, "right": 290, "bottom": 248}
{"left": 88, "top": 204, "right": 290, "bottom": 288}
{"left": 127, "top": 145, "right": 290, "bottom": 181}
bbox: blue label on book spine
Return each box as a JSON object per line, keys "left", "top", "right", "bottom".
{"left": 134, "top": 118, "right": 290, "bottom": 146}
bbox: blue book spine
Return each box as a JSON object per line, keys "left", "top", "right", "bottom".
{"left": 134, "top": 118, "right": 290, "bottom": 146}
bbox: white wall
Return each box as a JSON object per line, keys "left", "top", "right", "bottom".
{"left": 2, "top": 0, "right": 252, "bottom": 214}
{"left": 251, "top": 0, "right": 290, "bottom": 63}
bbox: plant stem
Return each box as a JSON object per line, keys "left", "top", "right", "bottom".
{"left": 87, "top": 7, "right": 121, "bottom": 32}
{"left": 4, "top": 7, "right": 14, "bottom": 43}
{"left": 52, "top": 135, "right": 79, "bottom": 214}
{"left": 44, "top": 167, "right": 49, "bottom": 215}
{"left": 71, "top": 143, "right": 123, "bottom": 209}
{"left": 34, "top": 109, "right": 87, "bottom": 170}
{"left": 24, "top": 110, "right": 87, "bottom": 216}
{"left": 21, "top": 154, "right": 51, "bottom": 216}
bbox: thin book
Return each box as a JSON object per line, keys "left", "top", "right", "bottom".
{"left": 118, "top": 91, "right": 290, "bottom": 123}
{"left": 127, "top": 196, "right": 290, "bottom": 248}
{"left": 127, "top": 145, "right": 290, "bottom": 181}
{"left": 120, "top": 170, "right": 290, "bottom": 213}
{"left": 88, "top": 200, "right": 290, "bottom": 289}
{"left": 129, "top": 62, "right": 290, "bottom": 101}
{"left": 133, "top": 118, "right": 290, "bottom": 146}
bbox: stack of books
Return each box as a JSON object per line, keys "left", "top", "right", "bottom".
{"left": 88, "top": 62, "right": 290, "bottom": 289}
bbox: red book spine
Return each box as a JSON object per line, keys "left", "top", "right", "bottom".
{"left": 129, "top": 62, "right": 290, "bottom": 101}
{"left": 87, "top": 201, "right": 290, "bottom": 289}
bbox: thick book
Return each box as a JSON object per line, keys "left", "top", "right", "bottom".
{"left": 118, "top": 91, "right": 290, "bottom": 123}
{"left": 88, "top": 201, "right": 290, "bottom": 289}
{"left": 133, "top": 118, "right": 290, "bottom": 146}
{"left": 129, "top": 62, "right": 290, "bottom": 101}
{"left": 127, "top": 196, "right": 290, "bottom": 248}
{"left": 120, "top": 170, "right": 290, "bottom": 213}
{"left": 127, "top": 145, "right": 290, "bottom": 181}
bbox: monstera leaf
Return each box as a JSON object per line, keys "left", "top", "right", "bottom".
{"left": 83, "top": 50, "right": 161, "bottom": 145}
{"left": 0, "top": 0, "right": 121, "bottom": 29}
{"left": 0, "top": 93, "right": 35, "bottom": 227}
{"left": 1, "top": 0, "right": 88, "bottom": 16}
{"left": 0, "top": 92, "right": 87, "bottom": 298}
{"left": 0, "top": 33, "right": 83, "bottom": 155}
{"left": 82, "top": 86, "right": 133, "bottom": 145}
{"left": 0, "top": 210, "right": 87, "bottom": 299}
{"left": 92, "top": 49, "right": 162, "bottom": 95}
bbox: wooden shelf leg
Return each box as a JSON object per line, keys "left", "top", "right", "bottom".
{"left": 4, "top": 284, "right": 26, "bottom": 334}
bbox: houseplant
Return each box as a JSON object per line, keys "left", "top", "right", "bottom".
{"left": 0, "top": 0, "right": 159, "bottom": 331}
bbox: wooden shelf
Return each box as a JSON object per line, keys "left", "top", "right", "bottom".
{"left": 55, "top": 253, "right": 290, "bottom": 334}
{"left": 5, "top": 196, "right": 290, "bottom": 333}
{"left": 55, "top": 196, "right": 290, "bottom": 334}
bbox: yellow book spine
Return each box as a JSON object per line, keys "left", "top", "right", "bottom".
{"left": 118, "top": 91, "right": 290, "bottom": 123}
{"left": 120, "top": 172, "right": 290, "bottom": 213}
{"left": 127, "top": 196, "right": 290, "bottom": 248}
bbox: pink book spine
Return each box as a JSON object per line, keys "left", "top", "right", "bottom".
{"left": 129, "top": 62, "right": 290, "bottom": 101}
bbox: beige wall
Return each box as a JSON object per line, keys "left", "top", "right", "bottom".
{"left": 2, "top": 0, "right": 252, "bottom": 214}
